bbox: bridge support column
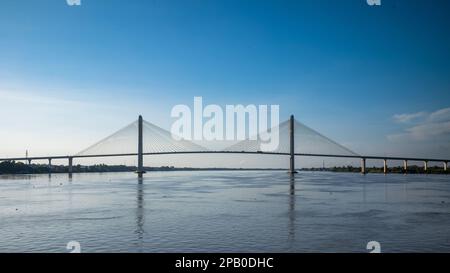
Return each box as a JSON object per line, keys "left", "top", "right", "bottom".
{"left": 361, "top": 158, "right": 366, "bottom": 174}
{"left": 383, "top": 159, "right": 388, "bottom": 174}
{"left": 288, "top": 115, "right": 297, "bottom": 174}
{"left": 361, "top": 158, "right": 366, "bottom": 175}
{"left": 444, "top": 161, "right": 447, "bottom": 172}
{"left": 136, "top": 115, "right": 146, "bottom": 178}
{"left": 403, "top": 160, "right": 408, "bottom": 174}
{"left": 48, "top": 159, "right": 52, "bottom": 173}
{"left": 28, "top": 159, "right": 32, "bottom": 165}
{"left": 68, "top": 157, "right": 73, "bottom": 174}
{"left": 424, "top": 161, "right": 428, "bottom": 173}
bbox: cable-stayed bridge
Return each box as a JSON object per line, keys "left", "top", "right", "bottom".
{"left": 0, "top": 115, "right": 448, "bottom": 176}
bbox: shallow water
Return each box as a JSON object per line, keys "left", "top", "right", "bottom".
{"left": 0, "top": 171, "right": 449, "bottom": 253}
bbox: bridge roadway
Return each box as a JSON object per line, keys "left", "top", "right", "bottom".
{"left": 0, "top": 151, "right": 448, "bottom": 174}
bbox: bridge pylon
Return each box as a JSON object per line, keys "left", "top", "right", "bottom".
{"left": 136, "top": 115, "right": 146, "bottom": 177}
{"left": 289, "top": 115, "right": 298, "bottom": 174}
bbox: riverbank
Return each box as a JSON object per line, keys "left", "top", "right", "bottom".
{"left": 1, "top": 161, "right": 448, "bottom": 175}
{"left": 0, "top": 161, "right": 287, "bottom": 175}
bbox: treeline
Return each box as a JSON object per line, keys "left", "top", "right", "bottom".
{"left": 1, "top": 161, "right": 448, "bottom": 175}
{"left": 0, "top": 161, "right": 134, "bottom": 175}
{"left": 0, "top": 161, "right": 282, "bottom": 175}
{"left": 301, "top": 165, "right": 449, "bottom": 174}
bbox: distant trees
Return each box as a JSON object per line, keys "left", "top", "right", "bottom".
{"left": 0, "top": 161, "right": 134, "bottom": 175}
{"left": 303, "top": 165, "right": 448, "bottom": 174}
{"left": 0, "top": 161, "right": 448, "bottom": 175}
{"left": 0, "top": 161, "right": 36, "bottom": 174}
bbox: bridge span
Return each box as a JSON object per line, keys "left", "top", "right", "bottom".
{"left": 0, "top": 116, "right": 448, "bottom": 176}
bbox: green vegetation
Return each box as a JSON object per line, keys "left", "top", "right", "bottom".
{"left": 301, "top": 165, "right": 449, "bottom": 174}
{"left": 0, "top": 161, "right": 284, "bottom": 175}
{"left": 0, "top": 161, "right": 448, "bottom": 175}
{"left": 0, "top": 161, "right": 133, "bottom": 175}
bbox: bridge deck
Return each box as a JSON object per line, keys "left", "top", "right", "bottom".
{"left": 0, "top": 151, "right": 448, "bottom": 163}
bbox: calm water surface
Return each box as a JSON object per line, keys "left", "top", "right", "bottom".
{"left": 0, "top": 171, "right": 449, "bottom": 253}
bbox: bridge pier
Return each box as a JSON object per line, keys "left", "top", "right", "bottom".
{"left": 403, "top": 160, "right": 408, "bottom": 174}
{"left": 424, "top": 161, "right": 428, "bottom": 173}
{"left": 288, "top": 115, "right": 297, "bottom": 174}
{"left": 361, "top": 158, "right": 366, "bottom": 175}
{"left": 68, "top": 157, "right": 73, "bottom": 174}
{"left": 48, "top": 158, "right": 52, "bottom": 173}
{"left": 28, "top": 159, "right": 32, "bottom": 165}
{"left": 383, "top": 159, "right": 388, "bottom": 174}
{"left": 444, "top": 161, "right": 447, "bottom": 172}
{"left": 136, "top": 115, "right": 146, "bottom": 178}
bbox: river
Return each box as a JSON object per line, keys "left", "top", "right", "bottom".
{"left": 0, "top": 171, "right": 449, "bottom": 252}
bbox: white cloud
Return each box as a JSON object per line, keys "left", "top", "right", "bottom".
{"left": 392, "top": 111, "right": 427, "bottom": 123}
{"left": 428, "top": 107, "right": 450, "bottom": 122}
{"left": 389, "top": 107, "right": 450, "bottom": 141}
{"left": 405, "top": 121, "right": 450, "bottom": 140}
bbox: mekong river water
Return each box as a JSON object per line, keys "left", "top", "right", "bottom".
{"left": 0, "top": 171, "right": 449, "bottom": 253}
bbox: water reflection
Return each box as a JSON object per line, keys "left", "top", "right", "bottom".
{"left": 384, "top": 177, "right": 388, "bottom": 202}
{"left": 362, "top": 178, "right": 367, "bottom": 204}
{"left": 288, "top": 175, "right": 296, "bottom": 245}
{"left": 136, "top": 177, "right": 145, "bottom": 251}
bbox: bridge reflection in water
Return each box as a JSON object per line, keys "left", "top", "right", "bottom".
{"left": 136, "top": 178, "right": 145, "bottom": 251}
{"left": 132, "top": 174, "right": 299, "bottom": 251}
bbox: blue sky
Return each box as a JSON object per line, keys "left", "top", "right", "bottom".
{"left": 0, "top": 0, "right": 449, "bottom": 165}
